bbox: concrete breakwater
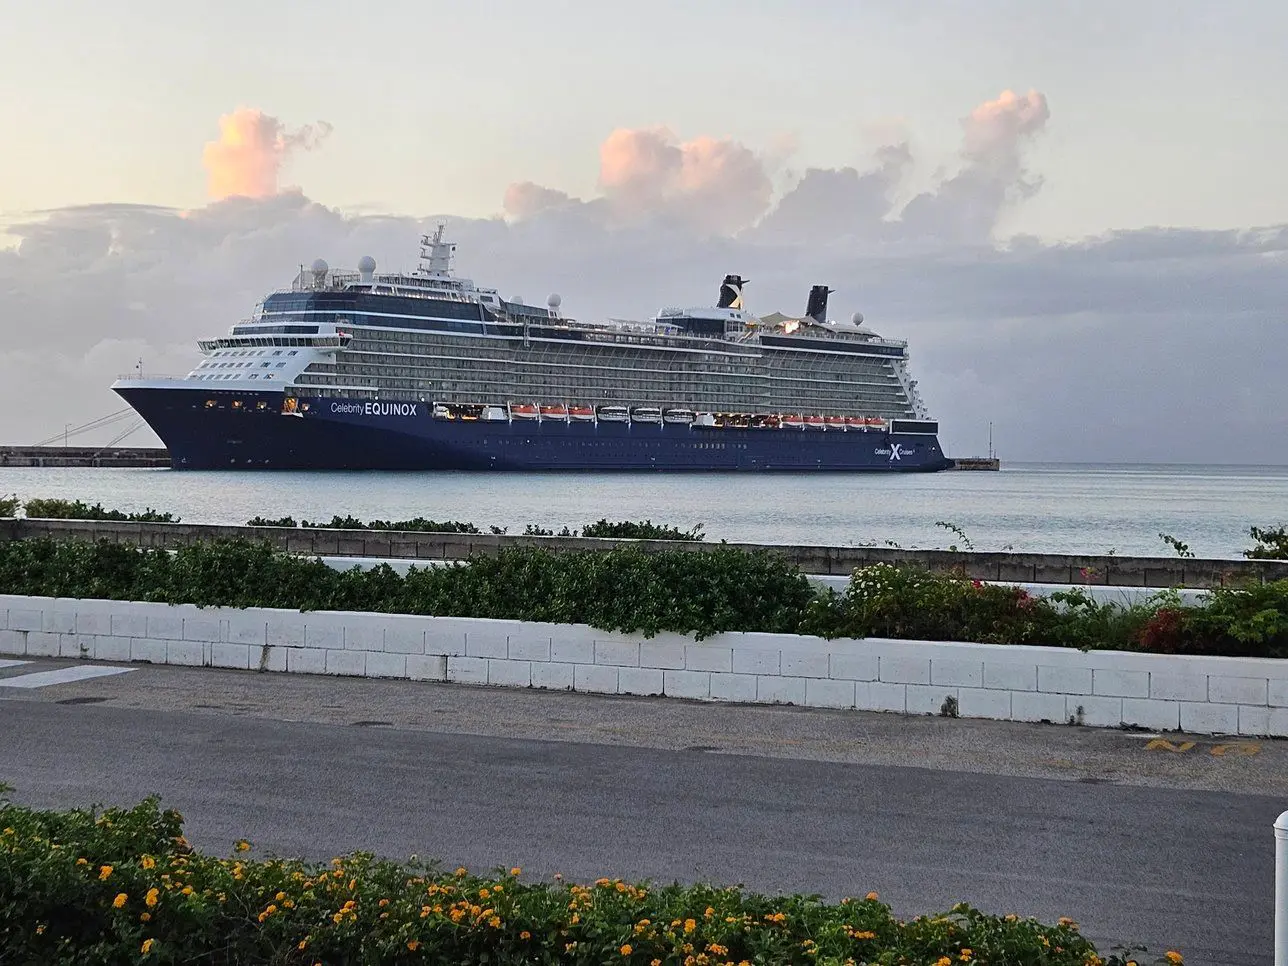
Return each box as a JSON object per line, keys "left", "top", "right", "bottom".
{"left": 0, "top": 446, "right": 170, "bottom": 468}
{"left": 3, "top": 517, "right": 1286, "bottom": 587}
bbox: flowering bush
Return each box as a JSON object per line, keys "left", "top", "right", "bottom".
{"left": 0, "top": 796, "right": 1175, "bottom": 965}
{"left": 800, "top": 563, "right": 1062, "bottom": 645}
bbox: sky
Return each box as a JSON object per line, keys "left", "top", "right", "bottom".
{"left": 1, "top": 0, "right": 1286, "bottom": 461}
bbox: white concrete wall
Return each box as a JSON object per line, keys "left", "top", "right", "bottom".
{"left": 1, "top": 593, "right": 1283, "bottom": 736}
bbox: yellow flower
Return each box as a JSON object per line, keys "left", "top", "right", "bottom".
{"left": 510, "top": 867, "right": 522, "bottom": 876}
{"left": 113, "top": 893, "right": 128, "bottom": 909}
{"left": 865, "top": 891, "right": 879, "bottom": 901}
{"left": 960, "top": 951, "right": 973, "bottom": 961}
{"left": 298, "top": 939, "right": 308, "bottom": 950}
{"left": 520, "top": 931, "right": 531, "bottom": 940}
{"left": 935, "top": 958, "right": 952, "bottom": 966}
{"left": 145, "top": 888, "right": 159, "bottom": 908}
{"left": 684, "top": 918, "right": 696, "bottom": 934}
{"left": 620, "top": 944, "right": 633, "bottom": 956}
{"left": 182, "top": 886, "right": 194, "bottom": 896}
{"left": 140, "top": 912, "right": 151, "bottom": 922}
{"left": 407, "top": 940, "right": 420, "bottom": 951}
{"left": 454, "top": 867, "right": 467, "bottom": 876}
{"left": 276, "top": 891, "right": 287, "bottom": 901}
{"left": 1166, "top": 954, "right": 1184, "bottom": 965}
{"left": 141, "top": 855, "right": 156, "bottom": 870}
{"left": 99, "top": 865, "right": 113, "bottom": 880}
{"left": 76, "top": 858, "right": 88, "bottom": 866}
{"left": 141, "top": 938, "right": 154, "bottom": 955}
{"left": 234, "top": 840, "right": 250, "bottom": 852}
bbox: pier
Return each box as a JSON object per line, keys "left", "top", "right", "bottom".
{"left": 0, "top": 446, "right": 170, "bottom": 468}
{"left": 950, "top": 456, "right": 1001, "bottom": 470}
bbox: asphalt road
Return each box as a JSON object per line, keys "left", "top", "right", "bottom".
{"left": 1, "top": 658, "right": 1283, "bottom": 965}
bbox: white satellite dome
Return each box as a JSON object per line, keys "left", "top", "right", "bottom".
{"left": 547, "top": 293, "right": 561, "bottom": 308}
{"left": 311, "top": 258, "right": 329, "bottom": 274}
{"left": 851, "top": 311, "right": 864, "bottom": 325}
{"left": 510, "top": 295, "right": 524, "bottom": 305}
{"left": 358, "top": 255, "right": 377, "bottom": 273}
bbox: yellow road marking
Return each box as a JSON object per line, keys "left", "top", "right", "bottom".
{"left": 1145, "top": 739, "right": 1195, "bottom": 753}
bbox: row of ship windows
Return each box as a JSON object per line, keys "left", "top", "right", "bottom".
{"left": 343, "top": 341, "right": 894, "bottom": 371}
{"left": 208, "top": 348, "right": 300, "bottom": 359}
{"left": 295, "top": 374, "right": 905, "bottom": 402}
{"left": 493, "top": 439, "right": 751, "bottom": 450}
{"left": 316, "top": 362, "right": 898, "bottom": 387}
{"left": 200, "top": 361, "right": 288, "bottom": 371}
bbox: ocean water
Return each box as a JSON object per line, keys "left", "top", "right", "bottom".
{"left": 0, "top": 463, "right": 1285, "bottom": 560}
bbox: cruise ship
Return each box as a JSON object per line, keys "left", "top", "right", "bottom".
{"left": 112, "top": 227, "right": 951, "bottom": 471}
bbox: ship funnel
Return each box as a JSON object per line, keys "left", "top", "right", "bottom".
{"left": 718, "top": 274, "right": 747, "bottom": 310}
{"left": 805, "top": 284, "right": 833, "bottom": 325}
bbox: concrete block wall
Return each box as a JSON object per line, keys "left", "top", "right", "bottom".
{"left": 3, "top": 593, "right": 1288, "bottom": 736}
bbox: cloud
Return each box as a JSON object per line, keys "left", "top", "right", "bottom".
{"left": 898, "top": 89, "right": 1050, "bottom": 242}
{"left": 202, "top": 108, "right": 333, "bottom": 200}
{"left": 755, "top": 143, "right": 912, "bottom": 244}
{"left": 502, "top": 182, "right": 579, "bottom": 220}
{"left": 507, "top": 90, "right": 1050, "bottom": 247}
{"left": 506, "top": 127, "right": 774, "bottom": 235}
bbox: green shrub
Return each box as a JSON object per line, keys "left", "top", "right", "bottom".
{"left": 246, "top": 516, "right": 298, "bottom": 528}
{"left": 299, "top": 515, "right": 482, "bottom": 534}
{"left": 0, "top": 540, "right": 810, "bottom": 640}
{"left": 580, "top": 519, "right": 705, "bottom": 541}
{"left": 0, "top": 494, "right": 18, "bottom": 517}
{"left": 22, "top": 498, "right": 179, "bottom": 523}
{"left": 1246, "top": 525, "right": 1288, "bottom": 560}
{"left": 0, "top": 796, "right": 1162, "bottom": 966}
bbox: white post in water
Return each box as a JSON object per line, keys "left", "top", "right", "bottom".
{"left": 1277, "top": 811, "right": 1288, "bottom": 966}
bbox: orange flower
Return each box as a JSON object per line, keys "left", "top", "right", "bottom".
{"left": 141, "top": 938, "right": 155, "bottom": 954}
{"left": 98, "top": 865, "right": 113, "bottom": 880}
{"left": 112, "top": 893, "right": 128, "bottom": 909}
{"left": 620, "top": 944, "right": 633, "bottom": 956}
{"left": 407, "top": 940, "right": 420, "bottom": 951}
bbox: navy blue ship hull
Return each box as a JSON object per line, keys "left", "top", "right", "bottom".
{"left": 115, "top": 386, "right": 953, "bottom": 472}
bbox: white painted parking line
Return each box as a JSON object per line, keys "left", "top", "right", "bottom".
{"left": 0, "top": 659, "right": 31, "bottom": 670}
{"left": 0, "top": 665, "right": 135, "bottom": 689}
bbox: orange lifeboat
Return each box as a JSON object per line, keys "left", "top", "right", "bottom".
{"left": 867, "top": 417, "right": 888, "bottom": 430}
{"left": 825, "top": 415, "right": 847, "bottom": 430}
{"left": 569, "top": 405, "right": 595, "bottom": 421}
{"left": 782, "top": 414, "right": 804, "bottom": 429}
{"left": 539, "top": 404, "right": 570, "bottom": 420}
{"left": 846, "top": 417, "right": 867, "bottom": 430}
{"left": 510, "top": 403, "right": 539, "bottom": 419}
{"left": 805, "top": 415, "right": 826, "bottom": 429}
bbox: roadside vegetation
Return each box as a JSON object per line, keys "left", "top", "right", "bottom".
{"left": 2, "top": 538, "right": 1287, "bottom": 657}
{"left": 15, "top": 498, "right": 179, "bottom": 523}
{"left": 1, "top": 792, "right": 1170, "bottom": 965}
